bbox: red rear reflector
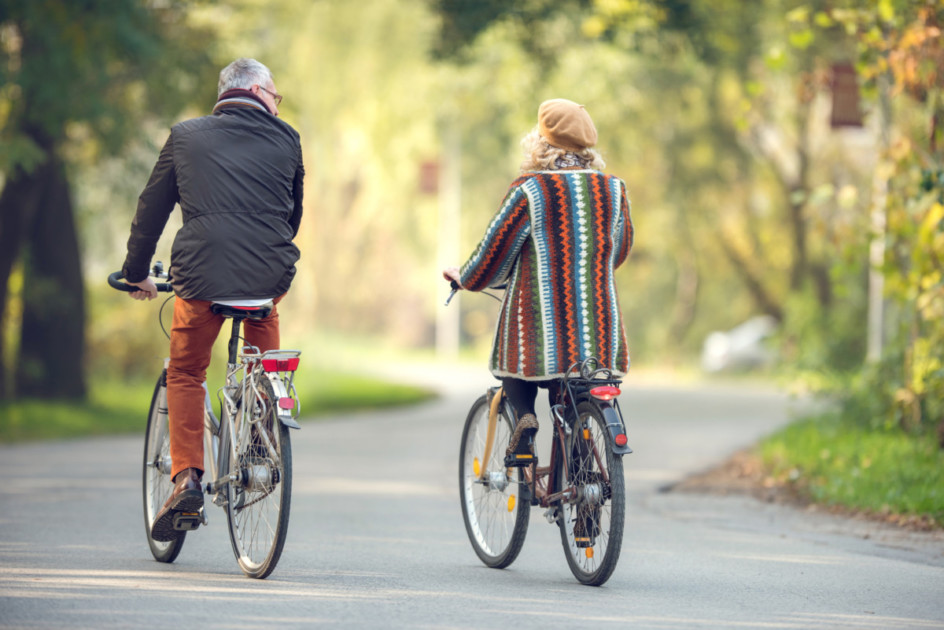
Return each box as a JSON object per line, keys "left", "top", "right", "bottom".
{"left": 589, "top": 385, "right": 621, "bottom": 401}
{"left": 261, "top": 358, "right": 300, "bottom": 372}
{"left": 614, "top": 433, "right": 628, "bottom": 447}
{"left": 279, "top": 397, "right": 295, "bottom": 410}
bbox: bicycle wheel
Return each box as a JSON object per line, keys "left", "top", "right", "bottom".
{"left": 142, "top": 370, "right": 186, "bottom": 563}
{"left": 224, "top": 375, "right": 292, "bottom": 579}
{"left": 458, "top": 393, "right": 530, "bottom": 569}
{"left": 555, "top": 400, "right": 625, "bottom": 586}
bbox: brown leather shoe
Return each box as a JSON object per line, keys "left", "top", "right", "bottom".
{"left": 150, "top": 468, "right": 204, "bottom": 542}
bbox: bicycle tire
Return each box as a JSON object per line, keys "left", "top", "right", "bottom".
{"left": 142, "top": 370, "right": 186, "bottom": 563}
{"left": 224, "top": 374, "right": 292, "bottom": 579}
{"left": 458, "top": 394, "right": 530, "bottom": 569}
{"left": 555, "top": 400, "right": 625, "bottom": 586}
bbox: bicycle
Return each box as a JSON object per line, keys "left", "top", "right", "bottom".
{"left": 109, "top": 262, "right": 301, "bottom": 579}
{"left": 447, "top": 283, "right": 632, "bottom": 586}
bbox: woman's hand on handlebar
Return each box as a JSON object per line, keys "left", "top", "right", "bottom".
{"left": 442, "top": 266, "right": 463, "bottom": 290}
{"left": 442, "top": 267, "right": 463, "bottom": 306}
{"left": 127, "top": 277, "right": 158, "bottom": 301}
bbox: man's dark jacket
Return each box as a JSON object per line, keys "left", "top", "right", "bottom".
{"left": 123, "top": 97, "right": 304, "bottom": 300}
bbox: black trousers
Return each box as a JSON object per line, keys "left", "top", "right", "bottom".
{"left": 501, "top": 377, "right": 562, "bottom": 419}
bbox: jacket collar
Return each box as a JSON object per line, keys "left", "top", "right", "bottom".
{"left": 212, "top": 88, "right": 272, "bottom": 115}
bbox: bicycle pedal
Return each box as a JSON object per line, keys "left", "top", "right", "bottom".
{"left": 574, "top": 536, "right": 593, "bottom": 548}
{"left": 172, "top": 511, "right": 203, "bottom": 532}
{"left": 504, "top": 452, "right": 537, "bottom": 467}
{"left": 505, "top": 426, "right": 538, "bottom": 468}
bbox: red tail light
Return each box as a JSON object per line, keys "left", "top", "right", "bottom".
{"left": 589, "top": 385, "right": 621, "bottom": 401}
{"left": 261, "top": 357, "right": 300, "bottom": 372}
{"left": 614, "top": 433, "right": 628, "bottom": 447}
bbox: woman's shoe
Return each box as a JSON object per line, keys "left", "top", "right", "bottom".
{"left": 505, "top": 414, "right": 539, "bottom": 466}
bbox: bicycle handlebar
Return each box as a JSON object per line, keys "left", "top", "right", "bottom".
{"left": 108, "top": 269, "right": 173, "bottom": 293}
{"left": 443, "top": 278, "right": 507, "bottom": 307}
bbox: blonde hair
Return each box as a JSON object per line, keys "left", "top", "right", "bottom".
{"left": 519, "top": 128, "right": 606, "bottom": 173}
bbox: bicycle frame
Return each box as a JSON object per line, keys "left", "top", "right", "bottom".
{"left": 484, "top": 374, "right": 631, "bottom": 511}
{"left": 115, "top": 263, "right": 300, "bottom": 577}
{"left": 451, "top": 280, "right": 631, "bottom": 584}
{"left": 203, "top": 317, "right": 301, "bottom": 503}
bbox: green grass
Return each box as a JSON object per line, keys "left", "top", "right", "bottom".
{"left": 0, "top": 369, "right": 434, "bottom": 444}
{"left": 293, "top": 370, "right": 434, "bottom": 415}
{"left": 760, "top": 413, "right": 944, "bottom": 527}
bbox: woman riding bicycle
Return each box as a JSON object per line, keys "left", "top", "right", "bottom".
{"left": 444, "top": 98, "right": 634, "bottom": 457}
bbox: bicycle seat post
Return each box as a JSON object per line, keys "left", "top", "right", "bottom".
{"left": 227, "top": 316, "right": 243, "bottom": 366}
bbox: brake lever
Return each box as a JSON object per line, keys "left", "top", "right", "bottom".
{"left": 444, "top": 280, "right": 460, "bottom": 306}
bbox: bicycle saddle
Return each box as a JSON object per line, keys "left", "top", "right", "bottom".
{"left": 210, "top": 301, "right": 274, "bottom": 320}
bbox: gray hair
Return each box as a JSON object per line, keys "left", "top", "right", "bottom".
{"left": 218, "top": 58, "right": 273, "bottom": 96}
{"left": 519, "top": 128, "right": 606, "bottom": 173}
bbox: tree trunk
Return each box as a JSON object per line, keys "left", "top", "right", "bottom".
{"left": 0, "top": 166, "right": 42, "bottom": 400}
{"left": 717, "top": 235, "right": 784, "bottom": 322}
{"left": 10, "top": 149, "right": 87, "bottom": 399}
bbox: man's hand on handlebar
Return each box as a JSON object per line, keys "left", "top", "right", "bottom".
{"left": 127, "top": 277, "right": 158, "bottom": 301}
{"left": 108, "top": 265, "right": 172, "bottom": 296}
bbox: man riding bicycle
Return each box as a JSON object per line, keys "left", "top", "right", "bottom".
{"left": 121, "top": 58, "right": 304, "bottom": 541}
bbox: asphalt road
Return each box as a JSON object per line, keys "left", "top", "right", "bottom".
{"left": 1, "top": 362, "right": 942, "bottom": 629}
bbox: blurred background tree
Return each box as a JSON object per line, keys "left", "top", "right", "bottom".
{"left": 1, "top": 0, "right": 940, "bottom": 446}
{"left": 0, "top": 0, "right": 215, "bottom": 400}
{"left": 796, "top": 0, "right": 944, "bottom": 443}
{"left": 431, "top": 0, "right": 942, "bottom": 442}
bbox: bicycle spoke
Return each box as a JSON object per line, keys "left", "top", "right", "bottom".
{"left": 142, "top": 373, "right": 186, "bottom": 562}
{"left": 225, "top": 374, "right": 292, "bottom": 579}
{"left": 557, "top": 401, "right": 625, "bottom": 586}
{"left": 459, "top": 395, "right": 529, "bottom": 569}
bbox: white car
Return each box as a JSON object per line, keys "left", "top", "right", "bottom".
{"left": 701, "top": 315, "right": 778, "bottom": 373}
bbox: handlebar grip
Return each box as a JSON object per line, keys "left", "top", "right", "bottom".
{"left": 108, "top": 271, "right": 173, "bottom": 293}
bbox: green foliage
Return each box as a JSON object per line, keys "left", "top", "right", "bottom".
{"left": 873, "top": 151, "right": 944, "bottom": 434}
{"left": 0, "top": 0, "right": 219, "bottom": 403}
{"left": 433, "top": 0, "right": 589, "bottom": 63}
{"left": 761, "top": 412, "right": 944, "bottom": 526}
{"left": 0, "top": 0, "right": 216, "bottom": 164}
{"left": 779, "top": 273, "right": 868, "bottom": 373}
{"left": 295, "top": 371, "right": 434, "bottom": 416}
{"left": 433, "top": 0, "right": 514, "bottom": 58}
{"left": 775, "top": 1, "right": 944, "bottom": 442}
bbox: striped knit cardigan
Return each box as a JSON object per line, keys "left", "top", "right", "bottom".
{"left": 460, "top": 169, "right": 634, "bottom": 380}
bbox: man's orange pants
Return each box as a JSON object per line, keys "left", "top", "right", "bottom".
{"left": 166, "top": 295, "right": 283, "bottom": 480}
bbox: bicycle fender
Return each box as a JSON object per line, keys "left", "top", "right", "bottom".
{"left": 263, "top": 372, "right": 301, "bottom": 430}
{"left": 598, "top": 402, "right": 632, "bottom": 455}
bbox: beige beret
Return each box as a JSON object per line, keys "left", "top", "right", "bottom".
{"left": 538, "top": 98, "right": 598, "bottom": 151}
